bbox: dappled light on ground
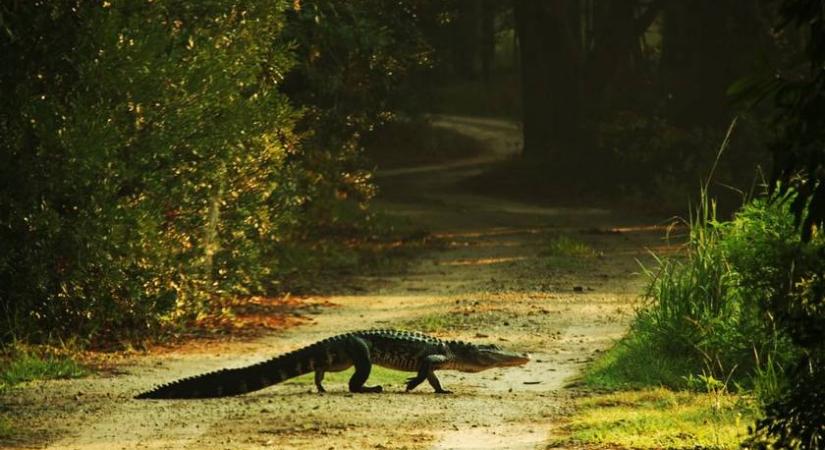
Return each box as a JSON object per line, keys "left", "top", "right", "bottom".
{"left": 441, "top": 256, "right": 529, "bottom": 267}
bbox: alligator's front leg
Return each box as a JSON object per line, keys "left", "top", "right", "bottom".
{"left": 407, "top": 354, "right": 451, "bottom": 394}
{"left": 346, "top": 336, "right": 383, "bottom": 393}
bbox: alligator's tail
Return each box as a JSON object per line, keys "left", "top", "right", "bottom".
{"left": 135, "top": 348, "right": 314, "bottom": 399}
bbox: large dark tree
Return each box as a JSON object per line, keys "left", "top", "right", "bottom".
{"left": 513, "top": 0, "right": 665, "bottom": 162}
{"left": 660, "top": 0, "right": 770, "bottom": 128}
{"left": 513, "top": 0, "right": 582, "bottom": 161}
{"left": 583, "top": 0, "right": 663, "bottom": 114}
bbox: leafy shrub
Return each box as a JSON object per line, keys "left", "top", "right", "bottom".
{"left": 732, "top": 194, "right": 825, "bottom": 449}
{"left": 616, "top": 188, "right": 825, "bottom": 448}
{"left": 279, "top": 0, "right": 433, "bottom": 236}
{"left": 0, "top": 1, "right": 435, "bottom": 347}
{"left": 0, "top": 1, "right": 300, "bottom": 344}
{"left": 629, "top": 194, "right": 806, "bottom": 396}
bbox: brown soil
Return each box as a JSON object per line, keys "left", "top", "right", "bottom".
{"left": 2, "top": 115, "right": 671, "bottom": 450}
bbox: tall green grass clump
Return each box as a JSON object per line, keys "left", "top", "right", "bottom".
{"left": 641, "top": 195, "right": 796, "bottom": 388}
{"left": 590, "top": 191, "right": 816, "bottom": 403}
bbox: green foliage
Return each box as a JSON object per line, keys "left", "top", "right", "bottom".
{"left": 0, "top": 415, "right": 11, "bottom": 440}
{"left": 0, "top": 1, "right": 301, "bottom": 344}
{"left": 591, "top": 186, "right": 824, "bottom": 448}
{"left": 279, "top": 0, "right": 434, "bottom": 234}
{"left": 0, "top": 1, "right": 439, "bottom": 347}
{"left": 744, "top": 366, "right": 825, "bottom": 450}
{"left": 768, "top": 0, "right": 825, "bottom": 241}
{"left": 730, "top": 2, "right": 825, "bottom": 447}
{"left": 584, "top": 334, "right": 698, "bottom": 390}
{"left": 598, "top": 194, "right": 810, "bottom": 399}
{"left": 636, "top": 198, "right": 782, "bottom": 386}
{"left": 725, "top": 193, "right": 825, "bottom": 449}
{"left": 722, "top": 192, "right": 825, "bottom": 349}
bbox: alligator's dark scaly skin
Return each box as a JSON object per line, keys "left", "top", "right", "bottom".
{"left": 135, "top": 329, "right": 529, "bottom": 399}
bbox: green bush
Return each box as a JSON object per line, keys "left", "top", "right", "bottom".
{"left": 0, "top": 1, "right": 435, "bottom": 347}
{"left": 606, "top": 194, "right": 809, "bottom": 399}
{"left": 0, "top": 1, "right": 300, "bottom": 344}
{"left": 592, "top": 187, "right": 824, "bottom": 448}
{"left": 279, "top": 0, "right": 433, "bottom": 236}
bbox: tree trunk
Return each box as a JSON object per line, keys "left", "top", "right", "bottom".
{"left": 584, "top": 0, "right": 664, "bottom": 115}
{"left": 449, "top": 0, "right": 483, "bottom": 81}
{"left": 514, "top": 0, "right": 582, "bottom": 161}
{"left": 660, "top": 0, "right": 768, "bottom": 128}
{"left": 480, "top": 0, "right": 495, "bottom": 83}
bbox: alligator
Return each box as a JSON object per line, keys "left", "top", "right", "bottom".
{"left": 135, "top": 329, "right": 529, "bottom": 399}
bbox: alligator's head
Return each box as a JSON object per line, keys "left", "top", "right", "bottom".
{"left": 448, "top": 342, "right": 530, "bottom": 372}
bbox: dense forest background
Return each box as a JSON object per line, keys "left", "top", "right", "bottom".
{"left": 0, "top": 0, "right": 791, "bottom": 344}
{"left": 1, "top": 1, "right": 823, "bottom": 448}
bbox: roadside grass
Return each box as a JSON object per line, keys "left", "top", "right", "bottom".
{"left": 0, "top": 348, "right": 87, "bottom": 392}
{"left": 577, "top": 336, "right": 757, "bottom": 449}
{"left": 542, "top": 235, "right": 597, "bottom": 258}
{"left": 563, "top": 193, "right": 809, "bottom": 449}
{"left": 0, "top": 347, "right": 87, "bottom": 440}
{"left": 550, "top": 388, "right": 757, "bottom": 450}
{"left": 583, "top": 334, "right": 698, "bottom": 390}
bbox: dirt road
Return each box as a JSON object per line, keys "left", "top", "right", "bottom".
{"left": 5, "top": 116, "right": 666, "bottom": 449}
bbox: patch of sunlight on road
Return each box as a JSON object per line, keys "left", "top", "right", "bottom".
{"left": 434, "top": 424, "right": 547, "bottom": 450}
{"left": 441, "top": 256, "right": 528, "bottom": 266}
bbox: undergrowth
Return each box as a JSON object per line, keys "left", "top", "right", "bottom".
{"left": 583, "top": 188, "right": 823, "bottom": 448}
{"left": 588, "top": 193, "right": 802, "bottom": 396}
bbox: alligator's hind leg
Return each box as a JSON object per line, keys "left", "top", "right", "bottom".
{"left": 314, "top": 370, "right": 326, "bottom": 393}
{"left": 346, "top": 337, "right": 383, "bottom": 393}
{"left": 407, "top": 354, "right": 450, "bottom": 393}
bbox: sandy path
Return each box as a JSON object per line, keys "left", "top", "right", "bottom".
{"left": 3, "top": 116, "right": 665, "bottom": 450}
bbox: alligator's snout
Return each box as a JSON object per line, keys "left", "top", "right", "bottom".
{"left": 504, "top": 352, "right": 530, "bottom": 367}
{"left": 483, "top": 348, "right": 530, "bottom": 368}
